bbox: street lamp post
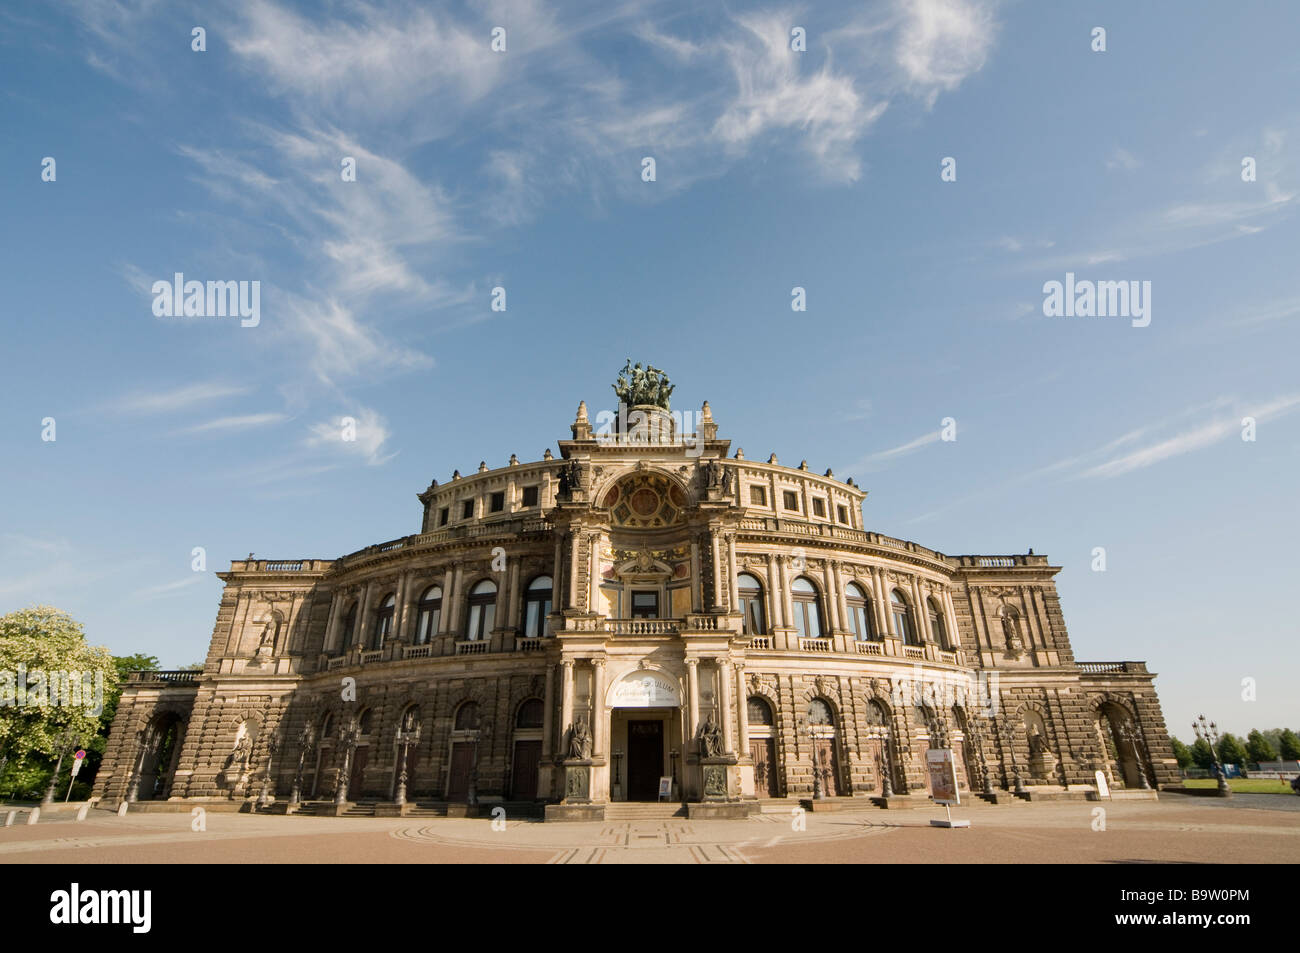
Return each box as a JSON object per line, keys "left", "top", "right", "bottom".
{"left": 1000, "top": 717, "right": 1025, "bottom": 794}
{"left": 394, "top": 722, "right": 421, "bottom": 807}
{"left": 467, "top": 718, "right": 493, "bottom": 807}
{"left": 799, "top": 717, "right": 824, "bottom": 800}
{"left": 1193, "top": 714, "right": 1232, "bottom": 798}
{"left": 1116, "top": 721, "right": 1152, "bottom": 790}
{"left": 334, "top": 717, "right": 360, "bottom": 806}
{"left": 257, "top": 736, "right": 279, "bottom": 810}
{"left": 289, "top": 724, "right": 315, "bottom": 806}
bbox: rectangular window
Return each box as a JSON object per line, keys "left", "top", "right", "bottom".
{"left": 490, "top": 491, "right": 505, "bottom": 512}
{"left": 462, "top": 499, "right": 475, "bottom": 519}
{"left": 630, "top": 591, "right": 660, "bottom": 619}
{"left": 837, "top": 505, "right": 849, "bottom": 525}
{"left": 783, "top": 490, "right": 799, "bottom": 511}
{"left": 749, "top": 485, "right": 767, "bottom": 506}
{"left": 522, "top": 485, "right": 539, "bottom": 507}
{"left": 438, "top": 507, "right": 449, "bottom": 526}
{"left": 812, "top": 498, "right": 826, "bottom": 518}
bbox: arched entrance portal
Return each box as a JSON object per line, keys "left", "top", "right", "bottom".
{"left": 137, "top": 712, "right": 186, "bottom": 801}
{"left": 608, "top": 670, "right": 682, "bottom": 802}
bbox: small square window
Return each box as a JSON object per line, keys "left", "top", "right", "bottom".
{"left": 490, "top": 491, "right": 505, "bottom": 512}
{"left": 438, "top": 507, "right": 450, "bottom": 526}
{"left": 812, "top": 498, "right": 826, "bottom": 518}
{"left": 462, "top": 499, "right": 475, "bottom": 519}
{"left": 783, "top": 490, "right": 799, "bottom": 511}
{"left": 749, "top": 485, "right": 767, "bottom": 506}
{"left": 837, "top": 505, "right": 849, "bottom": 525}
{"left": 522, "top": 485, "right": 539, "bottom": 507}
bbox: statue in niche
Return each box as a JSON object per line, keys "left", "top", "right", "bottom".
{"left": 720, "top": 465, "right": 733, "bottom": 496}
{"left": 568, "top": 718, "right": 591, "bottom": 760}
{"left": 1002, "top": 612, "right": 1025, "bottom": 656}
{"left": 700, "top": 716, "right": 723, "bottom": 758}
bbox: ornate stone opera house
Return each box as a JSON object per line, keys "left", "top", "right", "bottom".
{"left": 98, "top": 371, "right": 1178, "bottom": 817}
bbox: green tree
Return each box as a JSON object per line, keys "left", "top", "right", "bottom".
{"left": 1216, "top": 733, "right": 1248, "bottom": 767}
{"left": 1278, "top": 729, "right": 1300, "bottom": 762}
{"left": 0, "top": 606, "right": 119, "bottom": 798}
{"left": 1169, "top": 736, "right": 1193, "bottom": 770}
{"left": 1245, "top": 729, "right": 1278, "bottom": 764}
{"left": 1190, "top": 736, "right": 1216, "bottom": 770}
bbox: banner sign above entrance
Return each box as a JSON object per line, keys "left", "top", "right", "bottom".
{"left": 611, "top": 672, "right": 679, "bottom": 708}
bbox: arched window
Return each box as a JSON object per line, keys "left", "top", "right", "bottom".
{"left": 415, "top": 585, "right": 442, "bottom": 645}
{"left": 372, "top": 593, "right": 396, "bottom": 649}
{"left": 522, "top": 576, "right": 552, "bottom": 639}
{"left": 341, "top": 602, "right": 358, "bottom": 652}
{"left": 890, "top": 589, "right": 917, "bottom": 645}
{"left": 807, "top": 698, "right": 834, "bottom": 725}
{"left": 747, "top": 696, "right": 774, "bottom": 726}
{"left": 515, "top": 698, "right": 544, "bottom": 729}
{"left": 927, "top": 597, "right": 949, "bottom": 649}
{"left": 737, "top": 573, "right": 766, "bottom": 636}
{"left": 454, "top": 701, "right": 480, "bottom": 731}
{"left": 845, "top": 582, "right": 875, "bottom": 640}
{"left": 791, "top": 577, "right": 823, "bottom": 639}
{"left": 320, "top": 712, "right": 334, "bottom": 739}
{"left": 865, "top": 700, "right": 887, "bottom": 727}
{"left": 464, "top": 580, "right": 497, "bottom": 640}
{"left": 358, "top": 709, "right": 373, "bottom": 736}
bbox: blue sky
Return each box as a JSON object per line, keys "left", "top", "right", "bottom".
{"left": 2, "top": 0, "right": 1297, "bottom": 741}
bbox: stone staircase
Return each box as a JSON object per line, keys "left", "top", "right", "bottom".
{"left": 603, "top": 802, "right": 687, "bottom": 820}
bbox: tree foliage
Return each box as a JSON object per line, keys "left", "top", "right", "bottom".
{"left": 1216, "top": 732, "right": 1248, "bottom": 766}
{"left": 1169, "top": 736, "right": 1192, "bottom": 770}
{"left": 1245, "top": 729, "right": 1278, "bottom": 763}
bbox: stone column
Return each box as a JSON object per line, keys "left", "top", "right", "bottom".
{"left": 445, "top": 565, "right": 462, "bottom": 638}
{"left": 592, "top": 659, "right": 606, "bottom": 759}
{"left": 871, "top": 568, "right": 891, "bottom": 637}
{"left": 507, "top": 559, "right": 521, "bottom": 635}
{"left": 392, "top": 572, "right": 408, "bottom": 644}
{"left": 913, "top": 579, "right": 933, "bottom": 643}
{"left": 356, "top": 583, "right": 373, "bottom": 652}
{"left": 439, "top": 568, "right": 453, "bottom": 634}
{"left": 727, "top": 534, "right": 739, "bottom": 611}
{"left": 686, "top": 659, "right": 700, "bottom": 740}
{"left": 541, "top": 663, "right": 557, "bottom": 759}
{"left": 735, "top": 662, "right": 749, "bottom": 753}
{"left": 323, "top": 592, "right": 342, "bottom": 654}
{"left": 710, "top": 528, "right": 723, "bottom": 611}
{"left": 765, "top": 553, "right": 780, "bottom": 634}
{"left": 588, "top": 531, "right": 601, "bottom": 615}
{"left": 559, "top": 660, "right": 574, "bottom": 752}
{"left": 833, "top": 562, "right": 850, "bottom": 633}
{"left": 780, "top": 556, "right": 795, "bottom": 632}
{"left": 690, "top": 540, "right": 702, "bottom": 613}
{"left": 718, "top": 658, "right": 734, "bottom": 754}
{"left": 553, "top": 533, "right": 565, "bottom": 610}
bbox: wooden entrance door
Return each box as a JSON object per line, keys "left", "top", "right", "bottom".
{"left": 447, "top": 742, "right": 475, "bottom": 801}
{"left": 510, "top": 740, "right": 541, "bottom": 800}
{"left": 813, "top": 737, "right": 841, "bottom": 796}
{"left": 627, "top": 720, "right": 664, "bottom": 801}
{"left": 750, "top": 738, "right": 778, "bottom": 797}
{"left": 863, "top": 737, "right": 887, "bottom": 794}
{"left": 349, "top": 745, "right": 369, "bottom": 797}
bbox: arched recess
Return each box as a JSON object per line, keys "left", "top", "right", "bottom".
{"left": 1093, "top": 696, "right": 1145, "bottom": 789}
{"left": 861, "top": 694, "right": 895, "bottom": 795}
{"left": 135, "top": 708, "right": 188, "bottom": 801}
{"left": 509, "top": 698, "right": 545, "bottom": 800}
{"left": 800, "top": 694, "right": 844, "bottom": 797}
{"left": 746, "top": 695, "right": 780, "bottom": 797}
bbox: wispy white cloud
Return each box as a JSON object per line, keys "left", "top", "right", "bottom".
{"left": 1105, "top": 146, "right": 1142, "bottom": 171}
{"left": 304, "top": 407, "right": 396, "bottom": 466}
{"left": 132, "top": 576, "right": 206, "bottom": 600}
{"left": 842, "top": 429, "right": 941, "bottom": 474}
{"left": 177, "top": 413, "right": 290, "bottom": 435}
{"left": 107, "top": 382, "right": 253, "bottom": 415}
{"left": 1078, "top": 394, "right": 1300, "bottom": 479}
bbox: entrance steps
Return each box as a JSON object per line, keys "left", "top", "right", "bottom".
{"left": 604, "top": 802, "right": 687, "bottom": 820}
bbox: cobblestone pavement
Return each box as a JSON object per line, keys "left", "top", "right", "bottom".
{"left": 2, "top": 798, "right": 1296, "bottom": 864}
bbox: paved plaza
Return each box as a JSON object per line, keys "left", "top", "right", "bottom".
{"left": 2, "top": 794, "right": 1296, "bottom": 864}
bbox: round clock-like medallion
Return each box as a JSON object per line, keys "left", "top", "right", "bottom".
{"left": 629, "top": 487, "right": 660, "bottom": 517}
